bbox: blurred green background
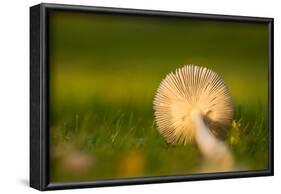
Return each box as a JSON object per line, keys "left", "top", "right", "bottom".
{"left": 49, "top": 11, "right": 269, "bottom": 182}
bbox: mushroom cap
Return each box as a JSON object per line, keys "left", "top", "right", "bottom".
{"left": 153, "top": 65, "right": 233, "bottom": 145}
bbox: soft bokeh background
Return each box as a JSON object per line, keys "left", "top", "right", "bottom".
{"left": 49, "top": 11, "right": 269, "bottom": 182}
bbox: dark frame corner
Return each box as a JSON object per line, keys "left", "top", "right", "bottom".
{"left": 30, "top": 3, "right": 274, "bottom": 191}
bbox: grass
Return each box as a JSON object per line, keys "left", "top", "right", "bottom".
{"left": 50, "top": 100, "right": 269, "bottom": 182}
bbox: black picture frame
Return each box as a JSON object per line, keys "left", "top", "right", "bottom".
{"left": 30, "top": 3, "right": 274, "bottom": 191}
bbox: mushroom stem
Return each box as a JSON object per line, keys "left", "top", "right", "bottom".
{"left": 191, "top": 109, "right": 233, "bottom": 163}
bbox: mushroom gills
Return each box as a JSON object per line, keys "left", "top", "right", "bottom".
{"left": 153, "top": 65, "right": 235, "bottom": 169}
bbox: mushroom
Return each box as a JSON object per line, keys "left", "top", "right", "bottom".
{"left": 153, "top": 65, "right": 234, "bottom": 166}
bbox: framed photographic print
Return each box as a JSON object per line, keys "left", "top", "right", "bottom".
{"left": 30, "top": 3, "right": 274, "bottom": 191}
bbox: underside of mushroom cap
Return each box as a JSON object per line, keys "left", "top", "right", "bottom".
{"left": 153, "top": 65, "right": 234, "bottom": 145}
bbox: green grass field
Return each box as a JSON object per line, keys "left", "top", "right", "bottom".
{"left": 49, "top": 11, "right": 269, "bottom": 182}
